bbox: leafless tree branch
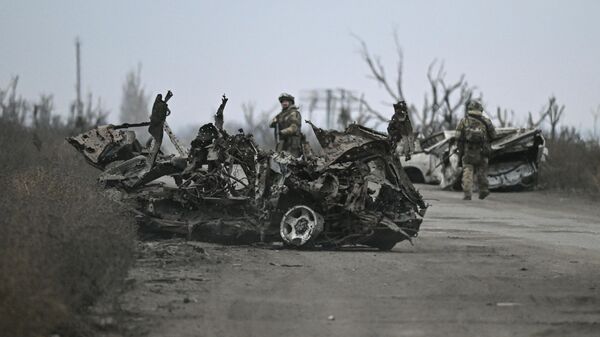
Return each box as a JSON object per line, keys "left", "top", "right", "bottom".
{"left": 353, "top": 34, "right": 401, "bottom": 102}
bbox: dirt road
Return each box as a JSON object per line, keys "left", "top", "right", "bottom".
{"left": 114, "top": 185, "right": 600, "bottom": 337}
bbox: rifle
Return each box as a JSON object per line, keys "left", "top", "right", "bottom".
{"left": 435, "top": 147, "right": 459, "bottom": 168}
{"left": 273, "top": 117, "right": 280, "bottom": 145}
{"left": 164, "top": 90, "right": 173, "bottom": 103}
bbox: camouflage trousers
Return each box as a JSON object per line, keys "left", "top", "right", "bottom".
{"left": 461, "top": 158, "right": 489, "bottom": 198}
{"left": 276, "top": 135, "right": 303, "bottom": 158}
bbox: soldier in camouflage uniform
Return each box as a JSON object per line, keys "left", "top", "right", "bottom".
{"left": 147, "top": 93, "right": 170, "bottom": 169}
{"left": 387, "top": 101, "right": 415, "bottom": 160}
{"left": 455, "top": 100, "right": 497, "bottom": 200}
{"left": 269, "top": 93, "right": 303, "bottom": 157}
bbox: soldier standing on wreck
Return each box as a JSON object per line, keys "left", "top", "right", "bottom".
{"left": 387, "top": 101, "right": 414, "bottom": 161}
{"left": 147, "top": 92, "right": 171, "bottom": 169}
{"left": 455, "top": 99, "right": 497, "bottom": 200}
{"left": 270, "top": 93, "right": 303, "bottom": 157}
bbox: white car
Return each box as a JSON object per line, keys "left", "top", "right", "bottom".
{"left": 401, "top": 128, "right": 547, "bottom": 190}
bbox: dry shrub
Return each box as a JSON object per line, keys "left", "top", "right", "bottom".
{"left": 0, "top": 120, "right": 135, "bottom": 337}
{"left": 539, "top": 136, "right": 600, "bottom": 195}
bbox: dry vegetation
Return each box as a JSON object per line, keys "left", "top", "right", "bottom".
{"left": 0, "top": 119, "right": 136, "bottom": 337}
{"left": 539, "top": 130, "right": 600, "bottom": 196}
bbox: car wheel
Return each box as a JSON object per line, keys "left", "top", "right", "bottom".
{"left": 280, "top": 205, "right": 324, "bottom": 248}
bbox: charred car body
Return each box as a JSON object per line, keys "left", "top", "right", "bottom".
{"left": 401, "top": 128, "right": 546, "bottom": 190}
{"left": 68, "top": 110, "right": 427, "bottom": 250}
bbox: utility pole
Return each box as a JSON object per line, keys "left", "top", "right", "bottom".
{"left": 75, "top": 37, "right": 83, "bottom": 121}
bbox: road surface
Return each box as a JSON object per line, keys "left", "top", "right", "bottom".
{"left": 113, "top": 185, "right": 600, "bottom": 337}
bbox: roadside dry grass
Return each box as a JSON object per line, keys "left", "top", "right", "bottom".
{"left": 540, "top": 136, "right": 600, "bottom": 197}
{"left": 0, "top": 119, "right": 136, "bottom": 337}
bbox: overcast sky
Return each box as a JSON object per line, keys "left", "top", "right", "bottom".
{"left": 1, "top": 0, "right": 599, "bottom": 133}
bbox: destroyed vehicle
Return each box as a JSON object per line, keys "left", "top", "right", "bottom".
{"left": 397, "top": 133, "right": 448, "bottom": 185}
{"left": 400, "top": 128, "right": 546, "bottom": 190}
{"left": 68, "top": 117, "right": 427, "bottom": 251}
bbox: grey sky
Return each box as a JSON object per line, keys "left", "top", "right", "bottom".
{"left": 1, "top": 0, "right": 599, "bottom": 132}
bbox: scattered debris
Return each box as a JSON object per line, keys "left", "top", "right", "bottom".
{"left": 183, "top": 297, "right": 198, "bottom": 304}
{"left": 68, "top": 95, "right": 428, "bottom": 250}
{"left": 496, "top": 302, "right": 522, "bottom": 307}
{"left": 269, "top": 262, "right": 303, "bottom": 267}
{"left": 328, "top": 315, "right": 335, "bottom": 321}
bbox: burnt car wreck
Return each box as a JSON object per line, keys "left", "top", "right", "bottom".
{"left": 68, "top": 99, "right": 427, "bottom": 250}
{"left": 402, "top": 128, "right": 546, "bottom": 190}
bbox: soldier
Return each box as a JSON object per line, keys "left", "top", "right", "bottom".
{"left": 269, "top": 93, "right": 303, "bottom": 157}
{"left": 387, "top": 101, "right": 414, "bottom": 161}
{"left": 147, "top": 93, "right": 170, "bottom": 169}
{"left": 455, "top": 99, "right": 497, "bottom": 200}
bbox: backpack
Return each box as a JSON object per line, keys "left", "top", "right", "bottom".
{"left": 463, "top": 117, "right": 488, "bottom": 144}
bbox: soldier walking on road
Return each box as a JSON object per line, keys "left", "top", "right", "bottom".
{"left": 147, "top": 92, "right": 171, "bottom": 169}
{"left": 455, "top": 99, "right": 497, "bottom": 200}
{"left": 387, "top": 101, "right": 415, "bottom": 161}
{"left": 270, "top": 93, "right": 303, "bottom": 157}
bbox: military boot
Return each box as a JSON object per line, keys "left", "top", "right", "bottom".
{"left": 478, "top": 191, "right": 490, "bottom": 200}
{"left": 463, "top": 195, "right": 472, "bottom": 200}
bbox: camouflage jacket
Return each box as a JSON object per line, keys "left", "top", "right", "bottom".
{"left": 271, "top": 105, "right": 302, "bottom": 137}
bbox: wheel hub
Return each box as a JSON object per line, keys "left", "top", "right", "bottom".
{"left": 280, "top": 205, "right": 324, "bottom": 247}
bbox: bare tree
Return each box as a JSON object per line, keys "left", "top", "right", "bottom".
{"left": 354, "top": 32, "right": 404, "bottom": 102}
{"left": 525, "top": 96, "right": 565, "bottom": 140}
{"left": 591, "top": 105, "right": 600, "bottom": 142}
{"left": 227, "top": 101, "right": 277, "bottom": 148}
{"left": 354, "top": 34, "right": 476, "bottom": 135}
{"left": 546, "top": 96, "right": 564, "bottom": 141}
{"left": 0, "top": 76, "right": 30, "bottom": 124}
{"left": 495, "top": 106, "right": 515, "bottom": 127}
{"left": 119, "top": 64, "right": 150, "bottom": 124}
{"left": 527, "top": 109, "right": 548, "bottom": 129}
{"left": 84, "top": 93, "right": 109, "bottom": 127}
{"left": 303, "top": 88, "right": 374, "bottom": 129}
{"left": 32, "top": 94, "right": 54, "bottom": 128}
{"left": 558, "top": 126, "right": 580, "bottom": 143}
{"left": 422, "top": 60, "right": 474, "bottom": 133}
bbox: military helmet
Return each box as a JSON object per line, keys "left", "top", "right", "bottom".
{"left": 467, "top": 99, "right": 483, "bottom": 112}
{"left": 393, "top": 100, "right": 407, "bottom": 111}
{"left": 278, "top": 93, "right": 295, "bottom": 104}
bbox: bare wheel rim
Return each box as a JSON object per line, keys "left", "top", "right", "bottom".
{"left": 280, "top": 205, "right": 324, "bottom": 247}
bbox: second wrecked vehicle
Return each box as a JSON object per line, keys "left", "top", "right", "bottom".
{"left": 401, "top": 128, "right": 546, "bottom": 190}
{"left": 68, "top": 96, "right": 427, "bottom": 250}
